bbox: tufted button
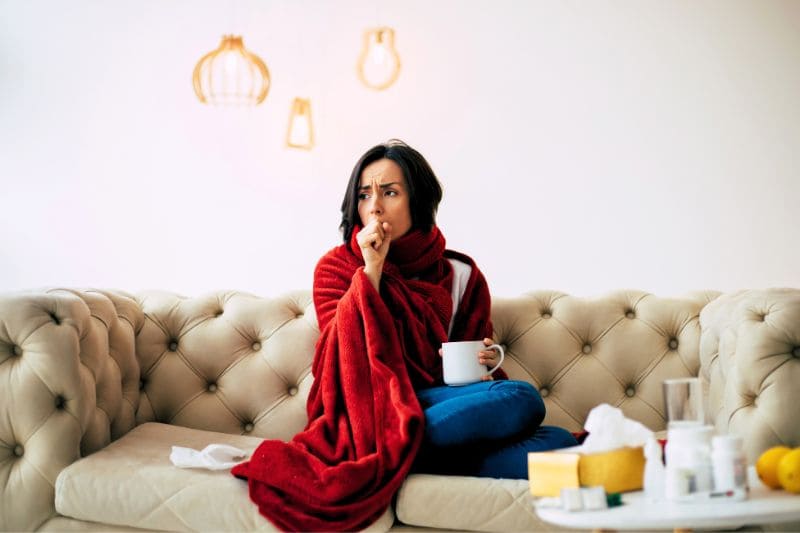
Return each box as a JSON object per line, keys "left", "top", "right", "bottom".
{"left": 252, "top": 341, "right": 262, "bottom": 351}
{"left": 139, "top": 378, "right": 147, "bottom": 390}
{"left": 244, "top": 423, "right": 254, "bottom": 433}
{"left": 12, "top": 345, "right": 22, "bottom": 357}
{"left": 793, "top": 347, "right": 800, "bottom": 357}
{"left": 13, "top": 445, "right": 24, "bottom": 457}
{"left": 54, "top": 395, "right": 66, "bottom": 409}
{"left": 49, "top": 312, "right": 61, "bottom": 325}
{"left": 582, "top": 343, "right": 592, "bottom": 354}
{"left": 288, "top": 386, "right": 298, "bottom": 396}
{"left": 207, "top": 383, "right": 217, "bottom": 393}
{"left": 215, "top": 309, "right": 224, "bottom": 317}
{"left": 541, "top": 310, "right": 552, "bottom": 319}
{"left": 668, "top": 338, "right": 679, "bottom": 350}
{"left": 625, "top": 386, "right": 636, "bottom": 397}
{"left": 295, "top": 311, "right": 304, "bottom": 319}
{"left": 539, "top": 387, "right": 550, "bottom": 398}
{"left": 625, "top": 310, "right": 636, "bottom": 319}
{"left": 168, "top": 340, "right": 178, "bottom": 352}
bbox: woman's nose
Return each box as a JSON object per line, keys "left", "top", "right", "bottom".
{"left": 369, "top": 196, "right": 383, "bottom": 214}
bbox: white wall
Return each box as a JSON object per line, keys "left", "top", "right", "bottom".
{"left": 2, "top": 0, "right": 799, "bottom": 297}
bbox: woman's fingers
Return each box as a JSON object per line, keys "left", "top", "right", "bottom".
{"left": 370, "top": 223, "right": 385, "bottom": 250}
{"left": 379, "top": 222, "right": 392, "bottom": 250}
{"left": 370, "top": 232, "right": 382, "bottom": 250}
{"left": 479, "top": 349, "right": 499, "bottom": 367}
{"left": 366, "top": 221, "right": 392, "bottom": 256}
{"left": 357, "top": 220, "right": 384, "bottom": 251}
{"left": 479, "top": 337, "right": 499, "bottom": 367}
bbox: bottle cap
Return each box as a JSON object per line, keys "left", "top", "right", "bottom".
{"left": 668, "top": 424, "right": 713, "bottom": 447}
{"left": 712, "top": 434, "right": 743, "bottom": 451}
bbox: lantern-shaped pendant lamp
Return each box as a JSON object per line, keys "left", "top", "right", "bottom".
{"left": 357, "top": 27, "right": 401, "bottom": 90}
{"left": 193, "top": 35, "right": 271, "bottom": 106}
{"left": 286, "top": 98, "right": 314, "bottom": 150}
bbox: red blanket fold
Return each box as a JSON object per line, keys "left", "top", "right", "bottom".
{"left": 231, "top": 227, "right": 500, "bottom": 531}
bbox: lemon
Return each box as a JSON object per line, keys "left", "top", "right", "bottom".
{"left": 778, "top": 448, "right": 800, "bottom": 493}
{"left": 756, "top": 445, "right": 792, "bottom": 489}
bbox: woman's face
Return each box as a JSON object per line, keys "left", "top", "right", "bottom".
{"left": 358, "top": 158, "right": 413, "bottom": 239}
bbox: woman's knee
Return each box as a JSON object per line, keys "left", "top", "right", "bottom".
{"left": 489, "top": 380, "right": 545, "bottom": 417}
{"left": 537, "top": 425, "right": 579, "bottom": 449}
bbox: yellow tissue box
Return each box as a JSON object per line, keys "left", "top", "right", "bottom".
{"left": 527, "top": 446, "right": 645, "bottom": 497}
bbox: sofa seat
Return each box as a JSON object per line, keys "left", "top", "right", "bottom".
{"left": 54, "top": 423, "right": 272, "bottom": 531}
{"left": 396, "top": 474, "right": 542, "bottom": 532}
{"left": 54, "top": 422, "right": 395, "bottom": 531}
{"left": 54, "top": 421, "right": 542, "bottom": 532}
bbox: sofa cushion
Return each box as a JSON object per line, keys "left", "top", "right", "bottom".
{"left": 396, "top": 473, "right": 547, "bottom": 531}
{"left": 39, "top": 516, "right": 150, "bottom": 531}
{"left": 55, "top": 423, "right": 394, "bottom": 532}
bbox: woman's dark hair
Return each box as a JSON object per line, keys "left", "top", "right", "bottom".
{"left": 339, "top": 139, "right": 443, "bottom": 242}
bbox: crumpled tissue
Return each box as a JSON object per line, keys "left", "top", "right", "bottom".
{"left": 581, "top": 403, "right": 653, "bottom": 453}
{"left": 169, "top": 443, "right": 248, "bottom": 470}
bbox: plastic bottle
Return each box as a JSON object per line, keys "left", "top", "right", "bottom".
{"left": 644, "top": 436, "right": 666, "bottom": 500}
{"left": 665, "top": 425, "right": 713, "bottom": 501}
{"left": 686, "top": 447, "right": 713, "bottom": 493}
{"left": 711, "top": 435, "right": 748, "bottom": 500}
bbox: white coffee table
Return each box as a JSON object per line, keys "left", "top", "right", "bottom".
{"left": 535, "top": 468, "right": 800, "bottom": 532}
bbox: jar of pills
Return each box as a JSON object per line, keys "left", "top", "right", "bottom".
{"left": 711, "top": 434, "right": 748, "bottom": 500}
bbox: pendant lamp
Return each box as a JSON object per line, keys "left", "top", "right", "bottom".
{"left": 193, "top": 35, "right": 271, "bottom": 106}
{"left": 357, "top": 27, "right": 401, "bottom": 90}
{"left": 286, "top": 98, "right": 314, "bottom": 150}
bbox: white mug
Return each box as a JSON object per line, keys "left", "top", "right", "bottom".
{"left": 442, "top": 340, "right": 505, "bottom": 386}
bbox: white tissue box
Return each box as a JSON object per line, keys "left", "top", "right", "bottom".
{"left": 527, "top": 445, "right": 645, "bottom": 497}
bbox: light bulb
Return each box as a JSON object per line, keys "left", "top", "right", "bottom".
{"left": 357, "top": 27, "right": 401, "bottom": 90}
{"left": 193, "top": 35, "right": 271, "bottom": 106}
{"left": 286, "top": 97, "right": 314, "bottom": 150}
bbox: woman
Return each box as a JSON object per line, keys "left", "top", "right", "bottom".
{"left": 232, "top": 140, "right": 576, "bottom": 532}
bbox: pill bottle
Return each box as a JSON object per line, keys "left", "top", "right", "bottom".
{"left": 665, "top": 424, "right": 713, "bottom": 500}
{"left": 711, "top": 435, "right": 748, "bottom": 500}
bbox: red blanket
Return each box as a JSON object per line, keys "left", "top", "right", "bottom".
{"left": 232, "top": 227, "right": 503, "bottom": 531}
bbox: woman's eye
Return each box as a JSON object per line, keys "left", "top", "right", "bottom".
{"left": 385, "top": 190, "right": 398, "bottom": 197}
{"left": 358, "top": 193, "right": 370, "bottom": 200}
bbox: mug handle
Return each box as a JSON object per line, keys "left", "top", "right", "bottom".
{"left": 485, "top": 344, "right": 505, "bottom": 375}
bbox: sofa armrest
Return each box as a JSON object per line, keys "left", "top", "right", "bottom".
{"left": 700, "top": 288, "right": 800, "bottom": 463}
{"left": 0, "top": 289, "right": 142, "bottom": 530}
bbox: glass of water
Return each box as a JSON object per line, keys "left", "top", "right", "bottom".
{"left": 662, "top": 377, "right": 704, "bottom": 428}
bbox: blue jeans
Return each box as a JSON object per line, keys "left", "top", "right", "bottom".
{"left": 413, "top": 380, "right": 578, "bottom": 479}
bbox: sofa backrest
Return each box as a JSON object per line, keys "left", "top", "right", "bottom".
{"left": 132, "top": 290, "right": 317, "bottom": 441}
{"left": 129, "top": 289, "right": 719, "bottom": 440}
{"left": 699, "top": 288, "right": 800, "bottom": 461}
{"left": 492, "top": 289, "right": 719, "bottom": 432}
{"left": 0, "top": 288, "right": 142, "bottom": 530}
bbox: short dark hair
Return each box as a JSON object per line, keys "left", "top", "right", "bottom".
{"left": 339, "top": 139, "right": 443, "bottom": 242}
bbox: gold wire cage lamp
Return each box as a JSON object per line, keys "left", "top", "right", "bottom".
{"left": 286, "top": 97, "right": 314, "bottom": 150}
{"left": 193, "top": 35, "right": 271, "bottom": 106}
{"left": 357, "top": 27, "right": 401, "bottom": 90}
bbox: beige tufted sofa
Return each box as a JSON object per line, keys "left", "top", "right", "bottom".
{"left": 2, "top": 287, "right": 799, "bottom": 532}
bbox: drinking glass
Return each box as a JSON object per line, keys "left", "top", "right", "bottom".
{"left": 662, "top": 377, "right": 704, "bottom": 428}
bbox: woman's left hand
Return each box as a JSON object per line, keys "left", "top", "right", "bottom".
{"left": 479, "top": 337, "right": 501, "bottom": 380}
